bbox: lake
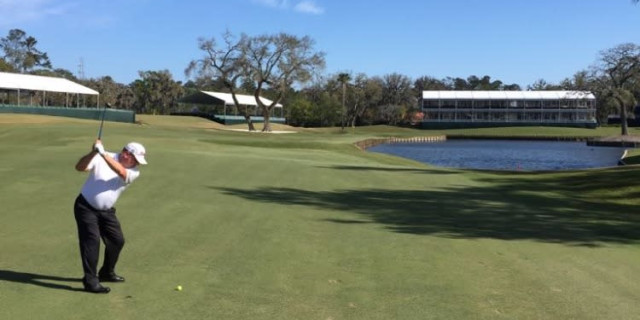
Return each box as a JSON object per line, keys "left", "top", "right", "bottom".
{"left": 368, "top": 139, "right": 626, "bottom": 171}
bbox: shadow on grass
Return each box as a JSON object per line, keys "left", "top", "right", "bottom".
{"left": 213, "top": 167, "right": 640, "bottom": 246}
{"left": 0, "top": 270, "right": 83, "bottom": 292}
{"left": 478, "top": 167, "right": 640, "bottom": 201}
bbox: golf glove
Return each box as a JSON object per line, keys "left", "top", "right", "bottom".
{"left": 94, "top": 142, "right": 105, "bottom": 155}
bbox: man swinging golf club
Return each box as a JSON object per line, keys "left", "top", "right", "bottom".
{"left": 73, "top": 136, "right": 147, "bottom": 294}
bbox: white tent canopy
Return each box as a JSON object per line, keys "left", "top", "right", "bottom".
{"left": 0, "top": 71, "right": 99, "bottom": 95}
{"left": 203, "top": 91, "right": 283, "bottom": 107}
{"left": 181, "top": 91, "right": 283, "bottom": 108}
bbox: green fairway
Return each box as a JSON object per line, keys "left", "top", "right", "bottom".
{"left": 1, "top": 114, "right": 640, "bottom": 320}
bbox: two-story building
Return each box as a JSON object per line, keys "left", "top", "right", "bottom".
{"left": 421, "top": 90, "right": 597, "bottom": 129}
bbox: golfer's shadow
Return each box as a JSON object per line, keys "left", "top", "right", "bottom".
{"left": 0, "top": 269, "right": 84, "bottom": 292}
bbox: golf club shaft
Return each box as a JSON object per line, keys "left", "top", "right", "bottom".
{"left": 97, "top": 103, "right": 111, "bottom": 139}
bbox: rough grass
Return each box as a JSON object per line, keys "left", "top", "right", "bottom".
{"left": 1, "top": 114, "right": 639, "bottom": 320}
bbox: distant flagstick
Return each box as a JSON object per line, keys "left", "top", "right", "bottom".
{"left": 97, "top": 103, "right": 111, "bottom": 139}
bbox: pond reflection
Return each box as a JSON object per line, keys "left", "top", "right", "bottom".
{"left": 368, "top": 140, "right": 626, "bottom": 171}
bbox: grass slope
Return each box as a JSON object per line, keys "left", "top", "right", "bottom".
{"left": 1, "top": 114, "right": 639, "bottom": 320}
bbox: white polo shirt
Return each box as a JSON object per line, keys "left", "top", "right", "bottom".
{"left": 80, "top": 152, "right": 140, "bottom": 210}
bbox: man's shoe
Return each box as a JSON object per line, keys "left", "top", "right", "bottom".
{"left": 84, "top": 283, "right": 111, "bottom": 294}
{"left": 99, "top": 274, "right": 125, "bottom": 283}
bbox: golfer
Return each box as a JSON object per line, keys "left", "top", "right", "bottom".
{"left": 73, "top": 140, "right": 147, "bottom": 293}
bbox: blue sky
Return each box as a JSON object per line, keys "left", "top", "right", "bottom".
{"left": 1, "top": 0, "right": 639, "bottom": 88}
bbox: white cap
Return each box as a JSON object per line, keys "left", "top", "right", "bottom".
{"left": 124, "top": 142, "right": 147, "bottom": 165}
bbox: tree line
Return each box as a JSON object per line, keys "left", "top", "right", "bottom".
{"left": 1, "top": 28, "right": 639, "bottom": 133}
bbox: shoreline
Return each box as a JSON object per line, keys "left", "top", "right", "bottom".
{"left": 355, "top": 134, "right": 640, "bottom": 150}
{"left": 355, "top": 134, "right": 639, "bottom": 166}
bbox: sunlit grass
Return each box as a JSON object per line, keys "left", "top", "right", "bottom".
{"left": 1, "top": 114, "right": 639, "bottom": 320}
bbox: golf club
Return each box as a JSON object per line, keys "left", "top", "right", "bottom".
{"left": 97, "top": 103, "right": 112, "bottom": 140}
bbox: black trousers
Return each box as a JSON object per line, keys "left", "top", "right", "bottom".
{"left": 73, "top": 194, "right": 125, "bottom": 285}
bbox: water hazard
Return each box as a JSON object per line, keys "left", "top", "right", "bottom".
{"left": 368, "top": 139, "right": 626, "bottom": 171}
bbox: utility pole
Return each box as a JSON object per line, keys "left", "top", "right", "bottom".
{"left": 77, "top": 57, "right": 85, "bottom": 80}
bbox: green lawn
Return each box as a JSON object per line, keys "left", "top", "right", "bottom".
{"left": 1, "top": 114, "right": 639, "bottom": 320}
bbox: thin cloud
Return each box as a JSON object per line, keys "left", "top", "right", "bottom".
{"left": 294, "top": 1, "right": 324, "bottom": 15}
{"left": 252, "top": 0, "right": 289, "bottom": 9}
{"left": 0, "top": 0, "right": 71, "bottom": 26}
{"left": 253, "top": 0, "right": 324, "bottom": 15}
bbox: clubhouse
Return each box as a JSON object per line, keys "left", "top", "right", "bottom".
{"left": 420, "top": 91, "right": 597, "bottom": 129}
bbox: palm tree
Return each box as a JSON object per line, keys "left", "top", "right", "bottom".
{"left": 337, "top": 72, "right": 351, "bottom": 130}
